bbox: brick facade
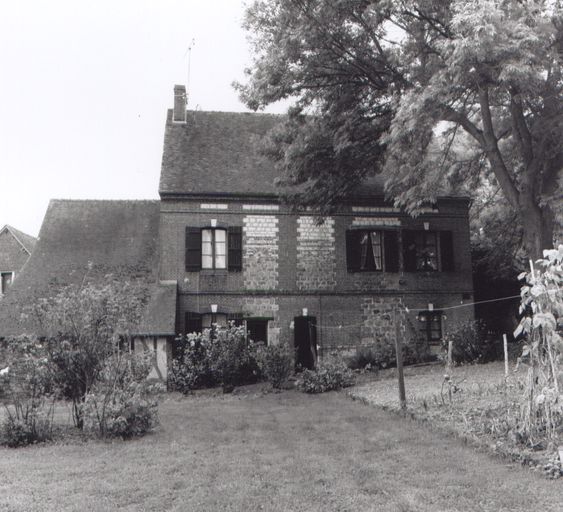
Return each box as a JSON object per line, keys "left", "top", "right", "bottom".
{"left": 159, "top": 196, "right": 474, "bottom": 359}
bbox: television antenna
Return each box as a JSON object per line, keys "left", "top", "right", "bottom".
{"left": 184, "top": 39, "right": 196, "bottom": 105}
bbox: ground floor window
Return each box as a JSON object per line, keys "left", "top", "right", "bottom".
{"left": 419, "top": 311, "right": 442, "bottom": 342}
{"left": 246, "top": 318, "right": 268, "bottom": 345}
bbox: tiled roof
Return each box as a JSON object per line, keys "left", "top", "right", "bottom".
{"left": 159, "top": 110, "right": 285, "bottom": 197}
{"left": 0, "top": 200, "right": 168, "bottom": 337}
{"left": 1, "top": 225, "right": 37, "bottom": 254}
{"left": 136, "top": 281, "right": 177, "bottom": 336}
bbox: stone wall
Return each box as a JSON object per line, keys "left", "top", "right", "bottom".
{"left": 243, "top": 215, "right": 279, "bottom": 290}
{"left": 242, "top": 297, "right": 280, "bottom": 345}
{"left": 296, "top": 216, "right": 336, "bottom": 290}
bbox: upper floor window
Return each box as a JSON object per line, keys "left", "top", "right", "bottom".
{"left": 0, "top": 271, "right": 14, "bottom": 294}
{"left": 346, "top": 230, "right": 399, "bottom": 272}
{"left": 202, "top": 228, "right": 226, "bottom": 269}
{"left": 403, "top": 230, "right": 454, "bottom": 272}
{"left": 185, "top": 226, "right": 242, "bottom": 272}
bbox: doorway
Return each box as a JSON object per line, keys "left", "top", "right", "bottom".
{"left": 294, "top": 316, "right": 317, "bottom": 370}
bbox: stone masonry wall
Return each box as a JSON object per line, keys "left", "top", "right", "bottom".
{"left": 243, "top": 215, "right": 279, "bottom": 290}
{"left": 359, "top": 296, "right": 429, "bottom": 365}
{"left": 296, "top": 216, "right": 336, "bottom": 290}
{"left": 242, "top": 297, "right": 280, "bottom": 345}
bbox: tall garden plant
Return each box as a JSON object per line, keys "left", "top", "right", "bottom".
{"left": 515, "top": 245, "right": 563, "bottom": 444}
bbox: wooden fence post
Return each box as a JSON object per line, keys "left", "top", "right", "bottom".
{"left": 394, "top": 307, "right": 406, "bottom": 410}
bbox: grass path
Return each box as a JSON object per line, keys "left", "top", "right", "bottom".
{"left": 1, "top": 390, "right": 562, "bottom": 511}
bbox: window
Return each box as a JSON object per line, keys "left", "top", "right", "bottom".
{"left": 346, "top": 230, "right": 399, "bottom": 272}
{"left": 403, "top": 230, "right": 454, "bottom": 272}
{"left": 419, "top": 311, "right": 442, "bottom": 342}
{"left": 415, "top": 231, "right": 438, "bottom": 271}
{"left": 246, "top": 318, "right": 269, "bottom": 345}
{"left": 202, "top": 228, "right": 226, "bottom": 269}
{"left": 185, "top": 226, "right": 242, "bottom": 271}
{"left": 360, "top": 231, "right": 382, "bottom": 270}
{"left": 201, "top": 313, "right": 227, "bottom": 329}
{"left": 0, "top": 271, "right": 14, "bottom": 294}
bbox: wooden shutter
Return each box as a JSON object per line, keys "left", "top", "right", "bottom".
{"left": 440, "top": 231, "right": 455, "bottom": 272}
{"left": 346, "top": 230, "right": 361, "bottom": 272}
{"left": 185, "top": 227, "right": 201, "bottom": 271}
{"left": 384, "top": 231, "right": 400, "bottom": 272}
{"left": 185, "top": 312, "right": 202, "bottom": 334}
{"left": 402, "top": 230, "right": 417, "bottom": 272}
{"left": 228, "top": 226, "right": 243, "bottom": 271}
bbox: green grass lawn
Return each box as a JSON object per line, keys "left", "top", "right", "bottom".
{"left": 1, "top": 388, "right": 562, "bottom": 511}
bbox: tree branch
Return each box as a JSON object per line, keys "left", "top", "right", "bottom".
{"left": 478, "top": 87, "right": 520, "bottom": 209}
{"left": 510, "top": 91, "right": 533, "bottom": 165}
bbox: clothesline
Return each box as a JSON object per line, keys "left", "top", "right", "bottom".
{"left": 307, "top": 293, "right": 523, "bottom": 331}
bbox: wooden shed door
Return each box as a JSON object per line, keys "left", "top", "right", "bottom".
{"left": 294, "top": 316, "right": 317, "bottom": 370}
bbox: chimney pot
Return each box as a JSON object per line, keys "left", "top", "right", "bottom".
{"left": 173, "top": 84, "right": 187, "bottom": 123}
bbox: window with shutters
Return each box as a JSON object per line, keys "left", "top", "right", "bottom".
{"left": 202, "top": 228, "right": 226, "bottom": 269}
{"left": 185, "top": 226, "right": 242, "bottom": 272}
{"left": 403, "top": 230, "right": 454, "bottom": 272}
{"left": 346, "top": 230, "right": 399, "bottom": 273}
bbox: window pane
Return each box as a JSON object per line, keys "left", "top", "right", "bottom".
{"left": 359, "top": 232, "right": 369, "bottom": 269}
{"left": 215, "top": 254, "right": 226, "bottom": 269}
{"left": 215, "top": 229, "right": 226, "bottom": 242}
{"left": 202, "top": 254, "right": 213, "bottom": 268}
{"left": 202, "top": 229, "right": 212, "bottom": 242}
{"left": 370, "top": 232, "right": 382, "bottom": 270}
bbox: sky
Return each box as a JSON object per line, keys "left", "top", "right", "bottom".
{"left": 0, "top": 0, "right": 282, "bottom": 237}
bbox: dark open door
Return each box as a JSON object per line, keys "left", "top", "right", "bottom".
{"left": 294, "top": 316, "right": 317, "bottom": 370}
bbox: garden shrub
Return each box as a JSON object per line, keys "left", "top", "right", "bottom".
{"left": 82, "top": 352, "right": 161, "bottom": 438}
{"left": 255, "top": 343, "right": 293, "bottom": 389}
{"left": 169, "top": 324, "right": 261, "bottom": 393}
{"left": 442, "top": 319, "right": 495, "bottom": 365}
{"left": 300, "top": 357, "right": 355, "bottom": 393}
{"left": 348, "top": 337, "right": 432, "bottom": 371}
{"left": 0, "top": 337, "right": 55, "bottom": 447}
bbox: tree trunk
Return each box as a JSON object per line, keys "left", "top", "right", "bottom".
{"left": 519, "top": 194, "right": 554, "bottom": 260}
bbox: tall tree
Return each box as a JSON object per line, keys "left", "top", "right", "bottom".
{"left": 237, "top": 0, "right": 562, "bottom": 258}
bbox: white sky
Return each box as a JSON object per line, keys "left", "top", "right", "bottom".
{"left": 0, "top": 0, "right": 281, "bottom": 237}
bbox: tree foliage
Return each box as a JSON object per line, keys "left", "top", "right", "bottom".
{"left": 30, "top": 279, "right": 148, "bottom": 428}
{"left": 238, "top": 0, "right": 563, "bottom": 257}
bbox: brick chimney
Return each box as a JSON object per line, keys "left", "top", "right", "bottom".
{"left": 173, "top": 84, "right": 187, "bottom": 123}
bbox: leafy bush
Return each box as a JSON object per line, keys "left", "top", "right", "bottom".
{"left": 255, "top": 343, "right": 293, "bottom": 388}
{"left": 348, "top": 338, "right": 432, "bottom": 371}
{"left": 442, "top": 320, "right": 495, "bottom": 365}
{"left": 82, "top": 352, "right": 161, "bottom": 438}
{"left": 300, "top": 357, "right": 355, "bottom": 393}
{"left": 33, "top": 280, "right": 148, "bottom": 429}
{"left": 0, "top": 337, "right": 55, "bottom": 447}
{"left": 169, "top": 324, "right": 261, "bottom": 393}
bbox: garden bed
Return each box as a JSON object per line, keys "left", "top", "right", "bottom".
{"left": 348, "top": 361, "right": 562, "bottom": 479}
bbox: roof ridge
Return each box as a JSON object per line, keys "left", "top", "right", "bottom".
{"left": 1, "top": 224, "right": 37, "bottom": 253}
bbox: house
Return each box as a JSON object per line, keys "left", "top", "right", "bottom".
{"left": 0, "top": 225, "right": 36, "bottom": 296}
{"left": 0, "top": 84, "right": 475, "bottom": 378}
{"left": 159, "top": 85, "right": 474, "bottom": 368}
